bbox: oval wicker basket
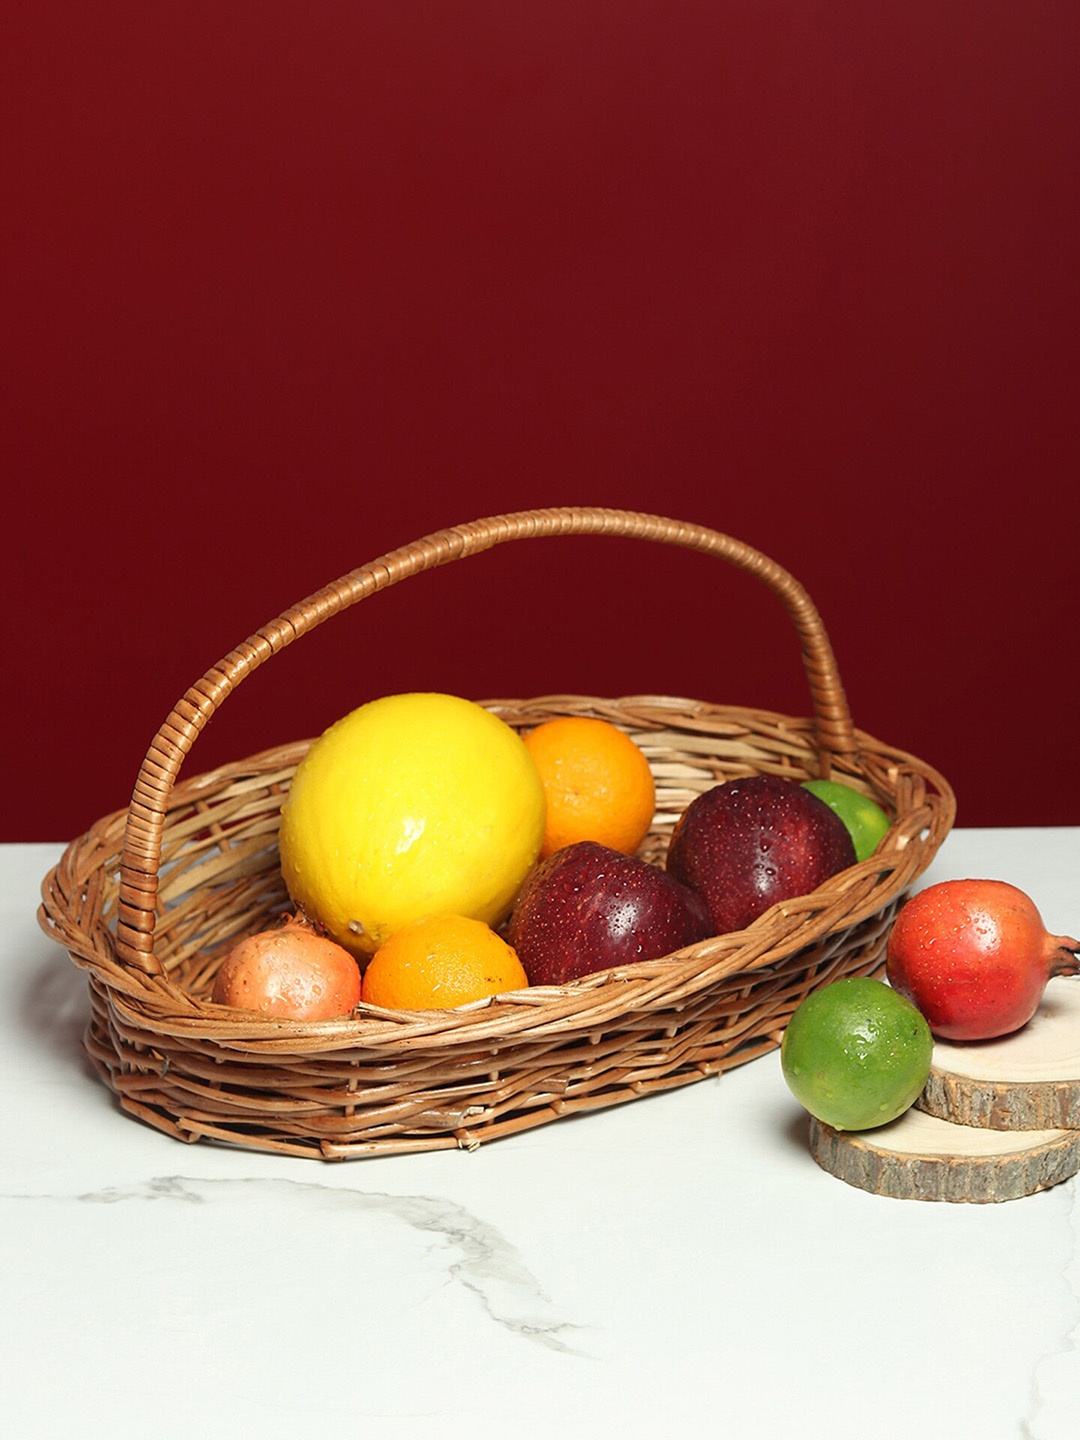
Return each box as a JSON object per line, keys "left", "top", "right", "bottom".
{"left": 39, "top": 507, "right": 955, "bottom": 1160}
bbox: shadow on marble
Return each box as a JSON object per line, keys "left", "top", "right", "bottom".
{"left": 782, "top": 1106, "right": 811, "bottom": 1155}
{"left": 18, "top": 943, "right": 97, "bottom": 1080}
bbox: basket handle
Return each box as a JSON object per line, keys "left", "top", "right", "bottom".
{"left": 117, "top": 507, "right": 857, "bottom": 972}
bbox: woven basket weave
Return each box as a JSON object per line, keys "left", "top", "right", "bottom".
{"left": 39, "top": 508, "right": 955, "bottom": 1160}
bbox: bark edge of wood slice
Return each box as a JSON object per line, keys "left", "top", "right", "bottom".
{"left": 916, "top": 978, "right": 1080, "bottom": 1131}
{"left": 808, "top": 1108, "right": 1080, "bottom": 1203}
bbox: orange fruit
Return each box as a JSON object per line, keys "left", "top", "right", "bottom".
{"left": 523, "top": 716, "right": 656, "bottom": 859}
{"left": 362, "top": 914, "right": 529, "bottom": 1010}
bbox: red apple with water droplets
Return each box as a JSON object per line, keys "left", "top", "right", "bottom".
{"left": 509, "top": 841, "right": 712, "bottom": 985}
{"left": 886, "top": 878, "right": 1080, "bottom": 1040}
{"left": 665, "top": 775, "right": 856, "bottom": 936}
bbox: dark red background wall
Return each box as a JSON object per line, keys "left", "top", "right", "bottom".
{"left": 5, "top": 2, "right": 1079, "bottom": 841}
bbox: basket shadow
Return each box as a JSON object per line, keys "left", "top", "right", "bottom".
{"left": 18, "top": 946, "right": 97, "bottom": 1081}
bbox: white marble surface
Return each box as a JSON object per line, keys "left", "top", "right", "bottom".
{"left": 5, "top": 831, "right": 1080, "bottom": 1439}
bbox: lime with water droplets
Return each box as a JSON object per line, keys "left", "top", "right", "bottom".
{"left": 781, "top": 977, "right": 933, "bottom": 1131}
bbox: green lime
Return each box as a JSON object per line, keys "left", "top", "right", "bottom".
{"left": 802, "top": 779, "right": 891, "bottom": 862}
{"left": 781, "top": 977, "right": 933, "bottom": 1131}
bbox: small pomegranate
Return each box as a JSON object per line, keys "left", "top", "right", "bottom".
{"left": 212, "top": 915, "right": 362, "bottom": 1021}
{"left": 886, "top": 879, "right": 1079, "bottom": 1041}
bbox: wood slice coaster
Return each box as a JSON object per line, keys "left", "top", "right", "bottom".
{"left": 808, "top": 1108, "right": 1080, "bottom": 1203}
{"left": 916, "top": 978, "right": 1080, "bottom": 1130}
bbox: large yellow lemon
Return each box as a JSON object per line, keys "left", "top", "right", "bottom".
{"left": 278, "top": 693, "right": 546, "bottom": 957}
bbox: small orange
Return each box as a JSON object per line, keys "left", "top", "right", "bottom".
{"left": 523, "top": 716, "right": 656, "bottom": 859}
{"left": 362, "top": 914, "right": 529, "bottom": 1010}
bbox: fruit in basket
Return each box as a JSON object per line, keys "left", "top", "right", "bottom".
{"left": 665, "top": 775, "right": 856, "bottom": 935}
{"left": 781, "top": 977, "right": 934, "bottom": 1131}
{"left": 278, "top": 693, "right": 545, "bottom": 957}
{"left": 801, "top": 778, "right": 891, "bottom": 862}
{"left": 509, "top": 840, "right": 712, "bottom": 985}
{"left": 523, "top": 715, "right": 656, "bottom": 859}
{"left": 362, "top": 914, "right": 528, "bottom": 1010}
{"left": 885, "top": 878, "right": 1080, "bottom": 1041}
{"left": 211, "top": 917, "right": 362, "bottom": 1021}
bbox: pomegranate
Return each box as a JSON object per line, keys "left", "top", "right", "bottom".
{"left": 212, "top": 916, "right": 362, "bottom": 1021}
{"left": 886, "top": 879, "right": 1079, "bottom": 1041}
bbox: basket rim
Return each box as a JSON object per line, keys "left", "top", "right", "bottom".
{"left": 40, "top": 692, "right": 956, "bottom": 1055}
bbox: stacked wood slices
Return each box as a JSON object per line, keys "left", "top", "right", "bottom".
{"left": 810, "top": 978, "right": 1080, "bottom": 1203}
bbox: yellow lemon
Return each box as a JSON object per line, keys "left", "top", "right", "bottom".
{"left": 278, "top": 693, "right": 546, "bottom": 957}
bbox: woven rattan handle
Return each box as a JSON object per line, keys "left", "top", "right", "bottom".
{"left": 117, "top": 507, "right": 856, "bottom": 971}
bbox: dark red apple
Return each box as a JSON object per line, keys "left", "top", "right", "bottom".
{"left": 665, "top": 775, "right": 856, "bottom": 935}
{"left": 509, "top": 840, "right": 712, "bottom": 985}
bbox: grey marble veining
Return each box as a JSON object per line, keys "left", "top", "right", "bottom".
{"left": 8, "top": 836, "right": 1080, "bottom": 1438}
{"left": 65, "top": 1173, "right": 593, "bottom": 1356}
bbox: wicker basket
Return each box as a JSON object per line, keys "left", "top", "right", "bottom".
{"left": 39, "top": 507, "right": 955, "bottom": 1160}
